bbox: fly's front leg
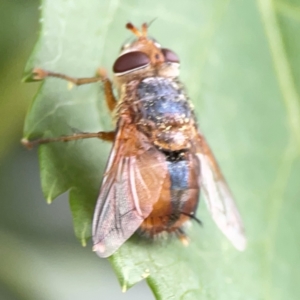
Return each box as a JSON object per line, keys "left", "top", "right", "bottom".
{"left": 97, "top": 68, "right": 117, "bottom": 112}
{"left": 33, "top": 68, "right": 104, "bottom": 86}
{"left": 22, "top": 131, "right": 115, "bottom": 149}
{"left": 33, "top": 67, "right": 117, "bottom": 112}
{"left": 28, "top": 68, "right": 118, "bottom": 149}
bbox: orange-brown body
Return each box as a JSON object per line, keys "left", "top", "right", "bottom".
{"left": 115, "top": 75, "right": 200, "bottom": 237}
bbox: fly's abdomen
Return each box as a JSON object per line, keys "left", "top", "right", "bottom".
{"left": 139, "top": 151, "right": 200, "bottom": 236}
{"left": 136, "top": 77, "right": 197, "bottom": 151}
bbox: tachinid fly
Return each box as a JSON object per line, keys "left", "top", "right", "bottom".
{"left": 23, "top": 22, "right": 246, "bottom": 257}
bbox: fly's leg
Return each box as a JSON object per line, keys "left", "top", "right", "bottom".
{"left": 97, "top": 68, "right": 117, "bottom": 112}
{"left": 33, "top": 68, "right": 104, "bottom": 86}
{"left": 33, "top": 68, "right": 117, "bottom": 112}
{"left": 176, "top": 228, "right": 189, "bottom": 247}
{"left": 22, "top": 131, "right": 115, "bottom": 149}
{"left": 27, "top": 68, "right": 117, "bottom": 148}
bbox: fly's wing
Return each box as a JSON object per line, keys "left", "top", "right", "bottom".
{"left": 196, "top": 133, "right": 246, "bottom": 251}
{"left": 92, "top": 125, "right": 168, "bottom": 258}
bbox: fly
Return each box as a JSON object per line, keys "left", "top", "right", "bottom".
{"left": 23, "top": 22, "right": 246, "bottom": 257}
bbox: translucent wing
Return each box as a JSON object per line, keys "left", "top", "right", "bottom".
{"left": 92, "top": 124, "right": 168, "bottom": 257}
{"left": 196, "top": 133, "right": 246, "bottom": 251}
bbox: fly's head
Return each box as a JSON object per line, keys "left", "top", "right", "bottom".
{"left": 113, "top": 22, "right": 180, "bottom": 86}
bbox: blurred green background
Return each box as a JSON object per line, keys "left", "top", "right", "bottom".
{"left": 0, "top": 1, "right": 153, "bottom": 299}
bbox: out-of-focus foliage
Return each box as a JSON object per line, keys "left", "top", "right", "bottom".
{"left": 22, "top": 0, "right": 300, "bottom": 299}
{"left": 0, "top": 0, "right": 39, "bottom": 157}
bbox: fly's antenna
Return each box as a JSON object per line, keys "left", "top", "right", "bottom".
{"left": 147, "top": 17, "right": 157, "bottom": 29}
{"left": 126, "top": 22, "right": 148, "bottom": 38}
{"left": 141, "top": 22, "right": 148, "bottom": 36}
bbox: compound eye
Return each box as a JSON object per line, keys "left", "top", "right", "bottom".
{"left": 113, "top": 51, "right": 150, "bottom": 73}
{"left": 161, "top": 48, "right": 180, "bottom": 63}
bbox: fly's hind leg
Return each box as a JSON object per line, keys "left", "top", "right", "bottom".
{"left": 33, "top": 68, "right": 117, "bottom": 112}
{"left": 22, "top": 131, "right": 115, "bottom": 149}
{"left": 176, "top": 228, "right": 189, "bottom": 247}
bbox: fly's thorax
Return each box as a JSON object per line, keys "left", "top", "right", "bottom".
{"left": 134, "top": 77, "right": 197, "bottom": 151}
{"left": 137, "top": 118, "right": 197, "bottom": 151}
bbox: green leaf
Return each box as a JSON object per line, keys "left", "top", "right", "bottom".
{"left": 24, "top": 0, "right": 300, "bottom": 299}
